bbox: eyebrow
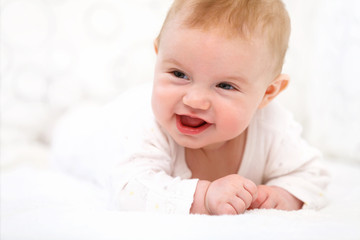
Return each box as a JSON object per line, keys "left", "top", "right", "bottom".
{"left": 163, "top": 57, "right": 184, "bottom": 67}
{"left": 226, "top": 75, "right": 249, "bottom": 84}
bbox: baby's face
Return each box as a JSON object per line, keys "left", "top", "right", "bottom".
{"left": 152, "top": 21, "right": 275, "bottom": 149}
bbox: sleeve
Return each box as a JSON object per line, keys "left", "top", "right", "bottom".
{"left": 108, "top": 122, "right": 199, "bottom": 214}
{"left": 262, "top": 110, "right": 330, "bottom": 210}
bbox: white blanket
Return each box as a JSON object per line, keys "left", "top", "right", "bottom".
{"left": 1, "top": 159, "right": 359, "bottom": 240}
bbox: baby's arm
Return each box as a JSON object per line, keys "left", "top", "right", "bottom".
{"left": 249, "top": 185, "right": 303, "bottom": 210}
{"left": 190, "top": 175, "right": 257, "bottom": 215}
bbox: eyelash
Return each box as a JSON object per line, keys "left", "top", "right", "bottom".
{"left": 216, "top": 82, "right": 236, "bottom": 90}
{"left": 172, "top": 71, "right": 189, "bottom": 80}
{"left": 171, "top": 71, "right": 238, "bottom": 91}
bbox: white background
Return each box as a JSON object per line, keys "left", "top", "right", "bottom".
{"left": 1, "top": 0, "right": 360, "bottom": 167}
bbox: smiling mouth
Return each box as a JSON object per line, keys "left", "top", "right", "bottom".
{"left": 176, "top": 115, "right": 211, "bottom": 135}
{"left": 180, "top": 115, "right": 207, "bottom": 127}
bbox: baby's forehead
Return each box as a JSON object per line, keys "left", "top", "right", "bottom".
{"left": 167, "top": 16, "right": 249, "bottom": 42}
{"left": 167, "top": 18, "right": 269, "bottom": 53}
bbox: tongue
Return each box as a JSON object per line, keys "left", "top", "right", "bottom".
{"left": 181, "top": 116, "right": 206, "bottom": 128}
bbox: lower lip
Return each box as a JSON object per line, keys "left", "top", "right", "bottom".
{"left": 176, "top": 115, "right": 212, "bottom": 135}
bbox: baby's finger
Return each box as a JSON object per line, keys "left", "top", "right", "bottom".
{"left": 229, "top": 196, "right": 247, "bottom": 214}
{"left": 243, "top": 179, "right": 258, "bottom": 200}
{"left": 236, "top": 189, "right": 253, "bottom": 209}
{"left": 217, "top": 202, "right": 238, "bottom": 215}
{"left": 259, "top": 196, "right": 277, "bottom": 209}
{"left": 249, "top": 187, "right": 268, "bottom": 209}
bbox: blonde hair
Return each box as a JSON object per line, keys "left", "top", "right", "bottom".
{"left": 156, "top": 0, "right": 291, "bottom": 75}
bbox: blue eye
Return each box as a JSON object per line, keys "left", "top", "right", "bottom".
{"left": 173, "top": 71, "right": 189, "bottom": 80}
{"left": 217, "top": 82, "right": 235, "bottom": 90}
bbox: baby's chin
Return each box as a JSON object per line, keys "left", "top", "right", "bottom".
{"left": 170, "top": 134, "right": 223, "bottom": 150}
{"left": 170, "top": 134, "right": 208, "bottom": 149}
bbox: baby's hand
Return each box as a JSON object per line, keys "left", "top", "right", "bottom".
{"left": 205, "top": 174, "right": 257, "bottom": 215}
{"left": 249, "top": 185, "right": 303, "bottom": 211}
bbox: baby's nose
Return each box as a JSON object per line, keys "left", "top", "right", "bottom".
{"left": 182, "top": 88, "right": 211, "bottom": 111}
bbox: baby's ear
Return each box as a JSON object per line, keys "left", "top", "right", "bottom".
{"left": 258, "top": 74, "right": 289, "bottom": 109}
{"left": 154, "top": 38, "right": 159, "bottom": 54}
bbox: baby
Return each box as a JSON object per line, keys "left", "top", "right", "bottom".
{"left": 111, "top": 0, "right": 329, "bottom": 215}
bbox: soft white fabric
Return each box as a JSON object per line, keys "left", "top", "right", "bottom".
{"left": 51, "top": 85, "right": 329, "bottom": 214}
{"left": 1, "top": 160, "right": 359, "bottom": 240}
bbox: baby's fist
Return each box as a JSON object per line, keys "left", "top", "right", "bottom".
{"left": 205, "top": 174, "right": 257, "bottom": 215}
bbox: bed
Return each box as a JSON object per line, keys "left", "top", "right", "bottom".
{"left": 1, "top": 159, "right": 360, "bottom": 240}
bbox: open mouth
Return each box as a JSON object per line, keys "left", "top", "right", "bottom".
{"left": 176, "top": 115, "right": 211, "bottom": 135}
{"left": 180, "top": 115, "right": 207, "bottom": 128}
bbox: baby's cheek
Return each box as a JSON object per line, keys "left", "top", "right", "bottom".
{"left": 223, "top": 116, "right": 249, "bottom": 137}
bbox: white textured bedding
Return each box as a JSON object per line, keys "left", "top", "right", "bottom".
{"left": 1, "top": 159, "right": 359, "bottom": 240}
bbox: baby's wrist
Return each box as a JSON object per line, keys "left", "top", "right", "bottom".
{"left": 190, "top": 180, "right": 211, "bottom": 214}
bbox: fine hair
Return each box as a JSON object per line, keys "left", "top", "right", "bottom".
{"left": 156, "top": 0, "right": 291, "bottom": 75}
